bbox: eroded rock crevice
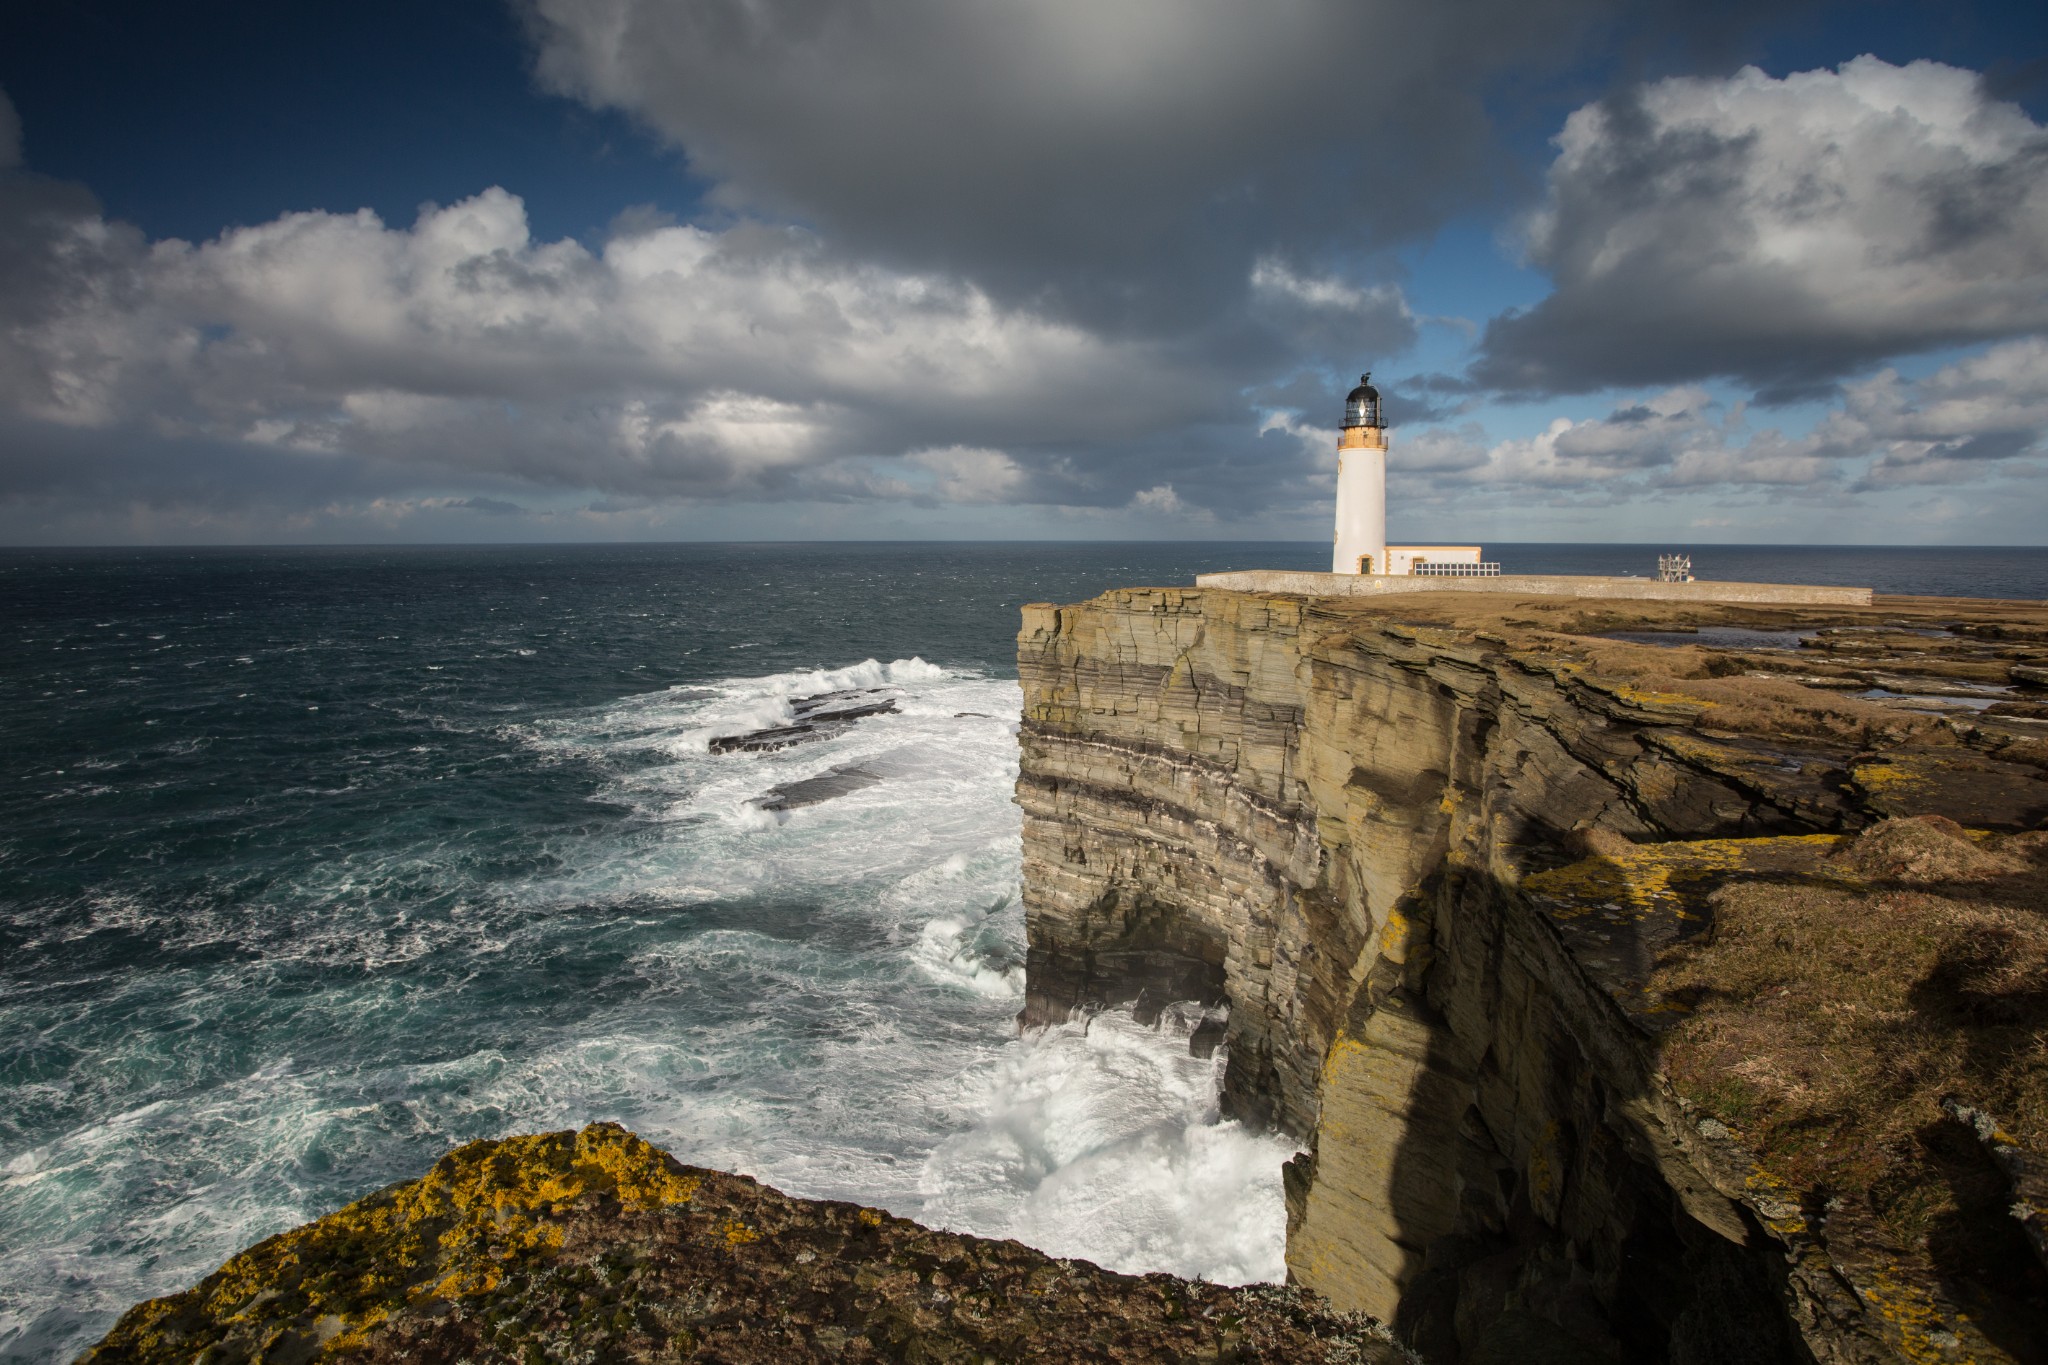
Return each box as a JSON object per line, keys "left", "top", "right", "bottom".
{"left": 1017, "top": 587, "right": 2048, "bottom": 1364}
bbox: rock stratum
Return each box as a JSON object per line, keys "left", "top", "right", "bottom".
{"left": 84, "top": 1122, "right": 1408, "bottom": 1364}
{"left": 1017, "top": 587, "right": 2048, "bottom": 1365}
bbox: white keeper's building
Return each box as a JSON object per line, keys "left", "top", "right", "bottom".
{"left": 1332, "top": 374, "right": 1497, "bottom": 578}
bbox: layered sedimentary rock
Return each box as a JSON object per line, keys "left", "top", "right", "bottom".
{"left": 86, "top": 1123, "right": 1410, "bottom": 1364}
{"left": 1017, "top": 587, "right": 2048, "bottom": 1364}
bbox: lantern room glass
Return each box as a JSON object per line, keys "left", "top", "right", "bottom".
{"left": 1343, "top": 374, "right": 1382, "bottom": 429}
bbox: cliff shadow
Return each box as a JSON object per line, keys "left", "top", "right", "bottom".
{"left": 1358, "top": 817, "right": 2048, "bottom": 1365}
{"left": 1310, "top": 856, "right": 1817, "bottom": 1365}
{"left": 1018, "top": 886, "right": 1230, "bottom": 1030}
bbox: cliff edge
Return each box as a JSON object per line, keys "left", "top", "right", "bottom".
{"left": 1017, "top": 586, "right": 2048, "bottom": 1364}
{"left": 83, "top": 1122, "right": 1409, "bottom": 1364}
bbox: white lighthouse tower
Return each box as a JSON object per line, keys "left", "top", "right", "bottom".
{"left": 1332, "top": 373, "right": 1387, "bottom": 575}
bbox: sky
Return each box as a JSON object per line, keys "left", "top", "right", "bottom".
{"left": 1, "top": 0, "right": 2045, "bottom": 545}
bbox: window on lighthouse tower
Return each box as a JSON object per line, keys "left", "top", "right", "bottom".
{"left": 1343, "top": 374, "right": 1382, "bottom": 429}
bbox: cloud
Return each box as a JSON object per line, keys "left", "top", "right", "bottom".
{"left": 1248, "top": 258, "right": 1417, "bottom": 359}
{"left": 1829, "top": 338, "right": 2048, "bottom": 487}
{"left": 1473, "top": 57, "right": 2048, "bottom": 395}
{"left": 1130, "top": 484, "right": 1185, "bottom": 514}
{"left": 903, "top": 446, "right": 1028, "bottom": 504}
{"left": 520, "top": 0, "right": 1690, "bottom": 331}
{"left": 0, "top": 115, "right": 1437, "bottom": 527}
{"left": 0, "top": 177, "right": 1335, "bottom": 510}
{"left": 1401, "top": 338, "right": 2048, "bottom": 500}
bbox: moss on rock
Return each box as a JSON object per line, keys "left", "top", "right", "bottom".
{"left": 84, "top": 1123, "right": 1410, "bottom": 1364}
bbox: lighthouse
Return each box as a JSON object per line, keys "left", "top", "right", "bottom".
{"left": 1330, "top": 374, "right": 1494, "bottom": 577}
{"left": 1332, "top": 373, "right": 1387, "bottom": 575}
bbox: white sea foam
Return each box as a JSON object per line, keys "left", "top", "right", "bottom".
{"left": 916, "top": 1011, "right": 1298, "bottom": 1285}
{"left": 0, "top": 656, "right": 1296, "bottom": 1358}
{"left": 912, "top": 911, "right": 1025, "bottom": 997}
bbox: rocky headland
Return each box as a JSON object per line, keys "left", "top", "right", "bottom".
{"left": 1017, "top": 586, "right": 2048, "bottom": 1364}
{"left": 85, "top": 584, "right": 2048, "bottom": 1364}
{"left": 83, "top": 1123, "right": 1407, "bottom": 1364}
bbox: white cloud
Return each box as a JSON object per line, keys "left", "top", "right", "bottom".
{"left": 1130, "top": 483, "right": 1202, "bottom": 518}
{"left": 904, "top": 446, "right": 1028, "bottom": 504}
{"left": 1249, "top": 259, "right": 1406, "bottom": 318}
{"left": 1408, "top": 339, "right": 2048, "bottom": 498}
{"left": 0, "top": 183, "right": 1261, "bottom": 505}
{"left": 1478, "top": 57, "right": 2048, "bottom": 393}
{"left": 1825, "top": 337, "right": 2048, "bottom": 487}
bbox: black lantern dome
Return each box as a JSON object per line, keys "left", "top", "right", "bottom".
{"left": 1343, "top": 373, "right": 1382, "bottom": 429}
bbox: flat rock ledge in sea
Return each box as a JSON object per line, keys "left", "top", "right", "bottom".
{"left": 81, "top": 1123, "right": 1411, "bottom": 1364}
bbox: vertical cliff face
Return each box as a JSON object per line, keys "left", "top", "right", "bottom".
{"left": 1017, "top": 588, "right": 2048, "bottom": 1365}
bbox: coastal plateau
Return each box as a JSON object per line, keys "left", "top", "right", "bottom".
{"left": 1016, "top": 585, "right": 2048, "bottom": 1364}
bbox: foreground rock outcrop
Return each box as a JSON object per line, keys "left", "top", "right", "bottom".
{"left": 1017, "top": 587, "right": 2048, "bottom": 1364}
{"left": 84, "top": 1123, "right": 1409, "bottom": 1364}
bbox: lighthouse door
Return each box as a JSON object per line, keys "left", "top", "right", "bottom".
{"left": 1358, "top": 555, "right": 1373, "bottom": 574}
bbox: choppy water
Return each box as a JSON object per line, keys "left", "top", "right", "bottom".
{"left": 0, "top": 543, "right": 1322, "bottom": 1362}
{"left": 3, "top": 539, "right": 2043, "bottom": 1360}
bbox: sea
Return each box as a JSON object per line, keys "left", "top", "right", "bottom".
{"left": 3, "top": 541, "right": 2045, "bottom": 1360}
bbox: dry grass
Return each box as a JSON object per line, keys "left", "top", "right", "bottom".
{"left": 1328, "top": 590, "right": 2048, "bottom": 641}
{"left": 1653, "top": 819, "right": 2048, "bottom": 1245}
{"left": 1316, "top": 592, "right": 2015, "bottom": 747}
{"left": 1306, "top": 589, "right": 2048, "bottom": 748}
{"left": 1619, "top": 668, "right": 1957, "bottom": 746}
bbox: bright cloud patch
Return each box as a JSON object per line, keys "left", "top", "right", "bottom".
{"left": 0, "top": 183, "right": 1259, "bottom": 507}
{"left": 1402, "top": 339, "right": 2048, "bottom": 499}
{"left": 1477, "top": 56, "right": 2048, "bottom": 394}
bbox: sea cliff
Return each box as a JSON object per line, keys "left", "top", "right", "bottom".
{"left": 79, "top": 583, "right": 2048, "bottom": 1364}
{"left": 1016, "top": 586, "right": 2048, "bottom": 1364}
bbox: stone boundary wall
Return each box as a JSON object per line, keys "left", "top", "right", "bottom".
{"left": 1194, "top": 569, "right": 1873, "bottom": 606}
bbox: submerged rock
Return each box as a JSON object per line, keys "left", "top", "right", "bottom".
{"left": 83, "top": 1123, "right": 1410, "bottom": 1364}
{"left": 709, "top": 689, "right": 900, "bottom": 754}
{"left": 755, "top": 762, "right": 884, "bottom": 811}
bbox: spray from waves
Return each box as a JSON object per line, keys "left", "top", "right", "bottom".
{"left": 533, "top": 657, "right": 952, "bottom": 762}
{"left": 496, "top": 657, "right": 1299, "bottom": 1281}
{"left": 916, "top": 1007, "right": 1297, "bottom": 1286}
{"left": 0, "top": 653, "right": 1297, "bottom": 1358}
{"left": 912, "top": 897, "right": 1024, "bottom": 999}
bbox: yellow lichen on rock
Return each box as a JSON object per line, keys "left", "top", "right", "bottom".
{"left": 84, "top": 1122, "right": 699, "bottom": 1363}
{"left": 1523, "top": 833, "right": 1848, "bottom": 921}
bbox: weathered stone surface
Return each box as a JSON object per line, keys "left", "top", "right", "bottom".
{"left": 1016, "top": 586, "right": 2048, "bottom": 1364}
{"left": 1287, "top": 991, "right": 1475, "bottom": 1321}
{"left": 1195, "top": 570, "right": 1874, "bottom": 607}
{"left": 84, "top": 1123, "right": 1412, "bottom": 1365}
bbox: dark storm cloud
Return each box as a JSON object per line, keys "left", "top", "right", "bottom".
{"left": 520, "top": 0, "right": 1683, "bottom": 334}
{"left": 1471, "top": 58, "right": 2048, "bottom": 395}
